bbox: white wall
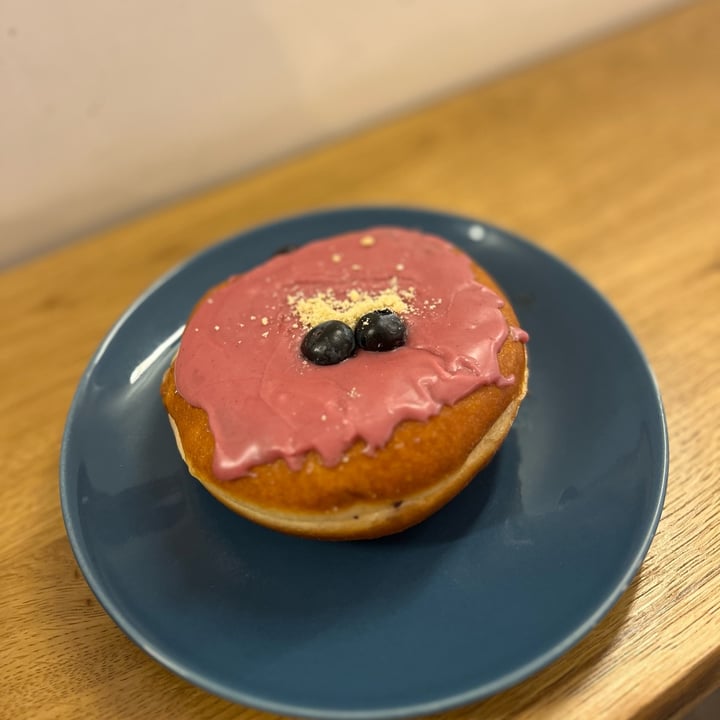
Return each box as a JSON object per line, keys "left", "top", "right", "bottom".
{"left": 1, "top": 0, "right": 675, "bottom": 267}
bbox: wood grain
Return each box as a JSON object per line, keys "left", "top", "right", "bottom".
{"left": 2, "top": 1, "right": 719, "bottom": 718}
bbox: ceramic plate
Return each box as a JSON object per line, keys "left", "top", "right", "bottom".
{"left": 60, "top": 207, "right": 667, "bottom": 719}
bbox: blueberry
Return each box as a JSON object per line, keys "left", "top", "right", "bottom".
{"left": 301, "top": 320, "right": 356, "bottom": 365}
{"left": 355, "top": 309, "right": 407, "bottom": 352}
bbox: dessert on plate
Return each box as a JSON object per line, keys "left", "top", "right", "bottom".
{"left": 161, "top": 227, "right": 528, "bottom": 539}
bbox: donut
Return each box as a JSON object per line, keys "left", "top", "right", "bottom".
{"left": 161, "top": 227, "right": 528, "bottom": 540}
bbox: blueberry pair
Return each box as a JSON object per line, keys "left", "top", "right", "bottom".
{"left": 301, "top": 309, "right": 407, "bottom": 366}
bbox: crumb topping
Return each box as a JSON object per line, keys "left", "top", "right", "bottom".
{"left": 287, "top": 278, "right": 414, "bottom": 328}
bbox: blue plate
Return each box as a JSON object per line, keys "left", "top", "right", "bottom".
{"left": 60, "top": 207, "right": 667, "bottom": 719}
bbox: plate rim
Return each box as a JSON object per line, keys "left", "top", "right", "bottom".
{"left": 59, "top": 204, "right": 669, "bottom": 720}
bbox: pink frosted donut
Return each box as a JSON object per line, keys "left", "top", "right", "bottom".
{"left": 162, "top": 227, "right": 528, "bottom": 540}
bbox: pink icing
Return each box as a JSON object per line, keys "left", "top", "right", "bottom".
{"left": 174, "top": 227, "right": 527, "bottom": 479}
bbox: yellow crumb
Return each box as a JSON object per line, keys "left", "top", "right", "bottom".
{"left": 288, "top": 280, "right": 414, "bottom": 328}
{"left": 261, "top": 316, "right": 269, "bottom": 326}
{"left": 360, "top": 235, "right": 375, "bottom": 247}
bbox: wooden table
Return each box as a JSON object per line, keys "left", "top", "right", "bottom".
{"left": 2, "top": 2, "right": 719, "bottom": 718}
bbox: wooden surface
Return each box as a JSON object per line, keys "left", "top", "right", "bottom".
{"left": 2, "top": 1, "right": 719, "bottom": 718}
